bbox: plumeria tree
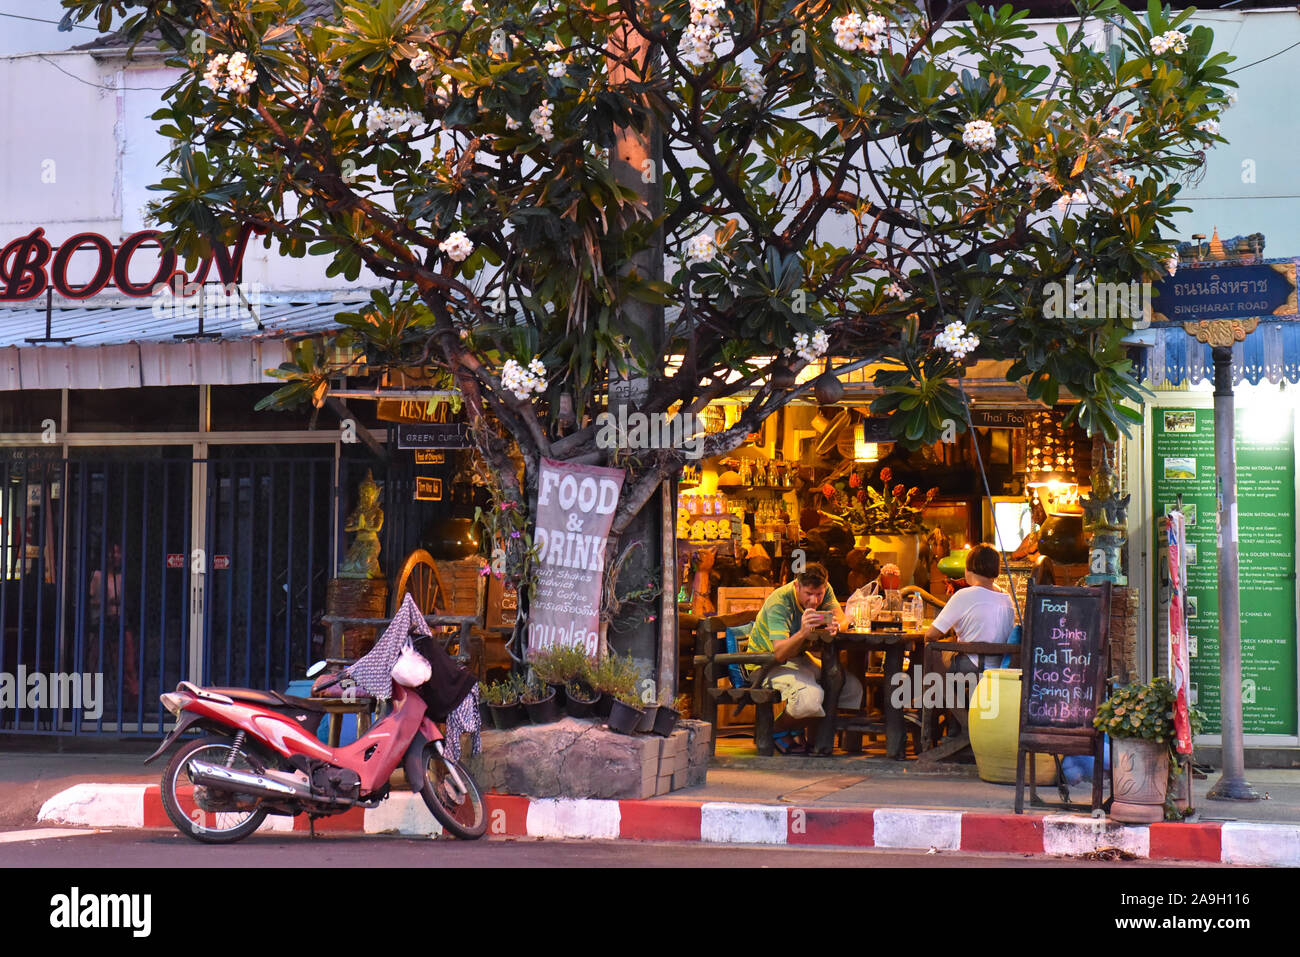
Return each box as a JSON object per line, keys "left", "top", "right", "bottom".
{"left": 65, "top": 0, "right": 1232, "bottom": 646}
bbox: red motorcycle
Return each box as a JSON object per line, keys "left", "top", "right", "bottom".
{"left": 145, "top": 661, "right": 486, "bottom": 844}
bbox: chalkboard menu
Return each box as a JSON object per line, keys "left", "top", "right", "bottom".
{"left": 1020, "top": 583, "right": 1111, "bottom": 732}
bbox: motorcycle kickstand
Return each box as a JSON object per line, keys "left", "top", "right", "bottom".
{"left": 308, "top": 815, "right": 319, "bottom": 839}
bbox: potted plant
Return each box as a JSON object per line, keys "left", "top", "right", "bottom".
{"left": 564, "top": 677, "right": 600, "bottom": 719}
{"left": 606, "top": 688, "right": 644, "bottom": 735}
{"left": 1094, "top": 676, "right": 1204, "bottom": 823}
{"left": 651, "top": 691, "right": 686, "bottom": 737}
{"left": 590, "top": 653, "right": 639, "bottom": 719}
{"left": 820, "top": 467, "right": 937, "bottom": 585}
{"left": 482, "top": 675, "right": 526, "bottom": 730}
{"left": 635, "top": 696, "right": 660, "bottom": 734}
{"left": 530, "top": 644, "right": 592, "bottom": 706}
{"left": 521, "top": 673, "right": 561, "bottom": 724}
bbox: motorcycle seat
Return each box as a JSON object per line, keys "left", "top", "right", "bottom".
{"left": 204, "top": 687, "right": 373, "bottom": 712}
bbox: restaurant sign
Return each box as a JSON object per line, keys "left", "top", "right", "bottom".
{"left": 395, "top": 423, "right": 472, "bottom": 449}
{"left": 1152, "top": 262, "right": 1298, "bottom": 324}
{"left": 528, "top": 458, "right": 624, "bottom": 656}
{"left": 0, "top": 226, "right": 257, "bottom": 301}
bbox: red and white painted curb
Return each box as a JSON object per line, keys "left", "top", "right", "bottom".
{"left": 37, "top": 784, "right": 1300, "bottom": 865}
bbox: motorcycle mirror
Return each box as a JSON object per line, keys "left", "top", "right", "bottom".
{"left": 305, "top": 660, "right": 328, "bottom": 678}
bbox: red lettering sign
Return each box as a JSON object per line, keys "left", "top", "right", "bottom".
{"left": 166, "top": 553, "right": 185, "bottom": 569}
{"left": 213, "top": 555, "right": 231, "bottom": 570}
{"left": 0, "top": 225, "right": 257, "bottom": 302}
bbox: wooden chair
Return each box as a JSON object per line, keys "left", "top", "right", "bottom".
{"left": 692, "top": 611, "right": 782, "bottom": 756}
{"left": 917, "top": 640, "right": 1022, "bottom": 764}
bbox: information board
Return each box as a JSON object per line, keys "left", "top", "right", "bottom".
{"left": 1150, "top": 407, "right": 1298, "bottom": 736}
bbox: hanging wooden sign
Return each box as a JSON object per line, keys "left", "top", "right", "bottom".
{"left": 414, "top": 476, "right": 443, "bottom": 501}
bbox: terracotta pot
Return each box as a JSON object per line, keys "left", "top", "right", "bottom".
{"left": 866, "top": 534, "right": 921, "bottom": 587}
{"left": 1110, "top": 738, "right": 1170, "bottom": 823}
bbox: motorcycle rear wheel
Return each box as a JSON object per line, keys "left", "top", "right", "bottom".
{"left": 419, "top": 744, "right": 487, "bottom": 839}
{"left": 161, "top": 736, "right": 270, "bottom": 844}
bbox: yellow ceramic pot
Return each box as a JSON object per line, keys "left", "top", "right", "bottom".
{"left": 967, "top": 668, "right": 1056, "bottom": 785}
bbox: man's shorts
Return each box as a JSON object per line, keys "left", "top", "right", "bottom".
{"left": 762, "top": 653, "right": 864, "bottom": 721}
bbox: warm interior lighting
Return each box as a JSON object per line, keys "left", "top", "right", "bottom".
{"left": 853, "top": 423, "right": 880, "bottom": 462}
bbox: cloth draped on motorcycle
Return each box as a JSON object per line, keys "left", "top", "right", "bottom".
{"left": 346, "top": 593, "right": 480, "bottom": 763}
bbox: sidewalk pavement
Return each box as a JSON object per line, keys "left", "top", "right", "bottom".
{"left": 10, "top": 741, "right": 1300, "bottom": 865}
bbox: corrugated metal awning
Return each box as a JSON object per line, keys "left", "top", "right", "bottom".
{"left": 0, "top": 293, "right": 366, "bottom": 390}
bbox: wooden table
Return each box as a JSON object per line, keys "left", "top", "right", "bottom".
{"left": 813, "top": 628, "right": 927, "bottom": 759}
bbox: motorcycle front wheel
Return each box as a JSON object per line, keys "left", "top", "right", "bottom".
{"left": 161, "top": 735, "right": 270, "bottom": 844}
{"left": 419, "top": 744, "right": 487, "bottom": 839}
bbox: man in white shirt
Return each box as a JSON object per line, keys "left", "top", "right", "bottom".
{"left": 924, "top": 543, "right": 1015, "bottom": 674}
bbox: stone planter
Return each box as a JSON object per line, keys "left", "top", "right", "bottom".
{"left": 1110, "top": 738, "right": 1170, "bottom": 823}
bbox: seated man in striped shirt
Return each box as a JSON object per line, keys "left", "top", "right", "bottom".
{"left": 745, "top": 563, "right": 864, "bottom": 752}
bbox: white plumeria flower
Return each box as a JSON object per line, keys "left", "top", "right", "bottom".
{"left": 962, "top": 119, "right": 997, "bottom": 153}
{"left": 505, "top": 115, "right": 521, "bottom": 130}
{"left": 543, "top": 40, "right": 564, "bottom": 53}
{"left": 461, "top": 0, "right": 477, "bottom": 12}
{"left": 1197, "top": 118, "right": 1220, "bottom": 136}
{"left": 410, "top": 50, "right": 431, "bottom": 72}
{"left": 792, "top": 330, "right": 830, "bottom": 363}
{"left": 223, "top": 52, "right": 257, "bottom": 94}
{"left": 684, "top": 233, "right": 716, "bottom": 266}
{"left": 501, "top": 358, "right": 547, "bottom": 400}
{"left": 1025, "top": 169, "right": 1051, "bottom": 191}
{"left": 1100, "top": 127, "right": 1122, "bottom": 140}
{"left": 1054, "top": 188, "right": 1089, "bottom": 213}
{"left": 740, "top": 68, "right": 765, "bottom": 104}
{"left": 885, "top": 282, "right": 906, "bottom": 301}
{"left": 203, "top": 54, "right": 228, "bottom": 92}
{"left": 1225, "top": 91, "right": 1238, "bottom": 108}
{"left": 935, "top": 321, "right": 979, "bottom": 359}
{"left": 439, "top": 231, "right": 475, "bottom": 262}
{"left": 530, "top": 100, "right": 555, "bottom": 142}
{"left": 678, "top": 0, "right": 731, "bottom": 67}
{"left": 1149, "top": 30, "right": 1188, "bottom": 56}
{"left": 548, "top": 61, "right": 568, "bottom": 78}
{"left": 832, "top": 13, "right": 863, "bottom": 51}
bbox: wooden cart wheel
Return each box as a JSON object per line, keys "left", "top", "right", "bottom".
{"left": 392, "top": 548, "right": 450, "bottom": 617}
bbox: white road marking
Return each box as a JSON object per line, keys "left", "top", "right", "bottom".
{"left": 0, "top": 827, "right": 111, "bottom": 843}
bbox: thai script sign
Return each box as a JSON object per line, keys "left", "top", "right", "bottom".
{"left": 528, "top": 458, "right": 624, "bottom": 656}
{"left": 1151, "top": 262, "right": 1297, "bottom": 323}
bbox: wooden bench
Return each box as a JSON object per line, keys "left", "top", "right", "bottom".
{"left": 692, "top": 611, "right": 782, "bottom": 756}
